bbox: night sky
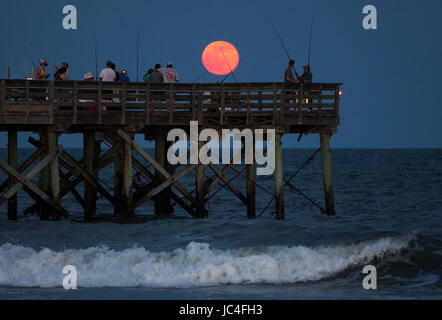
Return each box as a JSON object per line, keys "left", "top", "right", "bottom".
{"left": 0, "top": 0, "right": 441, "bottom": 148}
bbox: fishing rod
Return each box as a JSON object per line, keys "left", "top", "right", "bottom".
{"left": 23, "top": 44, "right": 37, "bottom": 79}
{"left": 94, "top": 36, "right": 98, "bottom": 81}
{"left": 307, "top": 17, "right": 315, "bottom": 66}
{"left": 193, "top": 70, "right": 208, "bottom": 83}
{"left": 23, "top": 45, "right": 35, "bottom": 67}
{"left": 265, "top": 14, "right": 292, "bottom": 61}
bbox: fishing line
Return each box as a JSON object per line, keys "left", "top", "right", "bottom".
{"left": 219, "top": 48, "right": 237, "bottom": 83}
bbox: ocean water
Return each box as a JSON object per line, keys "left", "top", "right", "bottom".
{"left": 0, "top": 149, "right": 441, "bottom": 299}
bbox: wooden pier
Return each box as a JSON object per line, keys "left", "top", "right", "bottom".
{"left": 0, "top": 80, "right": 341, "bottom": 220}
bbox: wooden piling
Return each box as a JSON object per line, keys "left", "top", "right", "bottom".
{"left": 154, "top": 129, "right": 172, "bottom": 215}
{"left": 7, "top": 130, "right": 17, "bottom": 220}
{"left": 122, "top": 133, "right": 134, "bottom": 216}
{"left": 38, "top": 132, "right": 50, "bottom": 220}
{"left": 320, "top": 133, "right": 336, "bottom": 216}
{"left": 83, "top": 132, "right": 96, "bottom": 220}
{"left": 47, "top": 131, "right": 61, "bottom": 220}
{"left": 114, "top": 140, "right": 123, "bottom": 215}
{"left": 196, "top": 142, "right": 206, "bottom": 213}
{"left": 246, "top": 162, "right": 256, "bottom": 218}
{"left": 274, "top": 133, "right": 285, "bottom": 220}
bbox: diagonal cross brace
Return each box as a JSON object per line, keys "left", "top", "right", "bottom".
{"left": 129, "top": 164, "right": 197, "bottom": 212}
{"left": 0, "top": 145, "right": 63, "bottom": 205}
{"left": 59, "top": 150, "right": 115, "bottom": 206}
{"left": 116, "top": 129, "right": 208, "bottom": 218}
{"left": 207, "top": 163, "right": 248, "bottom": 206}
{"left": 0, "top": 158, "right": 69, "bottom": 218}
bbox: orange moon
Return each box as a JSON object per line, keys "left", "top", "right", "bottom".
{"left": 202, "top": 41, "right": 240, "bottom": 76}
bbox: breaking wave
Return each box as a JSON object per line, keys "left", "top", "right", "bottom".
{"left": 0, "top": 236, "right": 413, "bottom": 288}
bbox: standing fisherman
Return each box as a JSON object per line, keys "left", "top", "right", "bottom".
{"left": 35, "top": 59, "right": 51, "bottom": 80}
{"left": 284, "top": 60, "right": 300, "bottom": 107}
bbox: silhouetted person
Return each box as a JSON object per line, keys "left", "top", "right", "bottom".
{"left": 99, "top": 61, "right": 116, "bottom": 82}
{"left": 150, "top": 64, "right": 164, "bottom": 107}
{"left": 35, "top": 59, "right": 50, "bottom": 80}
{"left": 295, "top": 65, "right": 313, "bottom": 87}
{"left": 161, "top": 62, "right": 179, "bottom": 83}
{"left": 284, "top": 59, "right": 299, "bottom": 107}
{"left": 143, "top": 69, "right": 154, "bottom": 83}
{"left": 53, "top": 62, "right": 69, "bottom": 80}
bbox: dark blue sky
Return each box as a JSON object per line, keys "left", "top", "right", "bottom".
{"left": 1, "top": 0, "right": 441, "bottom": 148}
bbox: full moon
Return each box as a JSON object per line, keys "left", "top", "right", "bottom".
{"left": 202, "top": 41, "right": 240, "bottom": 76}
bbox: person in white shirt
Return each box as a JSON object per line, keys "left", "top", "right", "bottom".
{"left": 99, "top": 61, "right": 116, "bottom": 82}
{"left": 161, "top": 62, "right": 179, "bottom": 83}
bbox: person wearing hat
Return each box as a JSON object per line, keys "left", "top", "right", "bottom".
{"left": 83, "top": 72, "right": 95, "bottom": 82}
{"left": 35, "top": 59, "right": 51, "bottom": 80}
{"left": 296, "top": 65, "right": 313, "bottom": 111}
{"left": 295, "top": 65, "right": 313, "bottom": 86}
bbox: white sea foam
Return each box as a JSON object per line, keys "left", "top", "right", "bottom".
{"left": 0, "top": 236, "right": 412, "bottom": 288}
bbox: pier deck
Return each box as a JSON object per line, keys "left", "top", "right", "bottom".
{"left": 0, "top": 80, "right": 342, "bottom": 221}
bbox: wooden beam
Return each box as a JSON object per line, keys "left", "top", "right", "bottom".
{"left": 130, "top": 164, "right": 197, "bottom": 212}
{"left": 247, "top": 162, "right": 256, "bottom": 218}
{"left": 47, "top": 131, "right": 61, "bottom": 220}
{"left": 208, "top": 163, "right": 248, "bottom": 206}
{"left": 114, "top": 140, "right": 123, "bottom": 215}
{"left": 59, "top": 169, "right": 86, "bottom": 210}
{"left": 116, "top": 128, "right": 208, "bottom": 218}
{"left": 0, "top": 145, "right": 62, "bottom": 204}
{"left": 320, "top": 133, "right": 335, "bottom": 216}
{"left": 7, "top": 130, "right": 17, "bottom": 220}
{"left": 37, "top": 132, "right": 50, "bottom": 220}
{"left": 274, "top": 133, "right": 285, "bottom": 220}
{"left": 122, "top": 133, "right": 134, "bottom": 215}
{"left": 24, "top": 155, "right": 115, "bottom": 217}
{"left": 196, "top": 142, "right": 206, "bottom": 209}
{"left": 83, "top": 132, "right": 96, "bottom": 220}
{"left": 154, "top": 129, "right": 171, "bottom": 216}
{"left": 0, "top": 159, "right": 68, "bottom": 218}
{"left": 0, "top": 147, "right": 44, "bottom": 194}
{"left": 61, "top": 149, "right": 115, "bottom": 206}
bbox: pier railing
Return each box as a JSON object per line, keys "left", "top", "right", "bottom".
{"left": 0, "top": 80, "right": 341, "bottom": 131}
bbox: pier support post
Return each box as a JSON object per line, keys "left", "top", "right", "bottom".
{"left": 122, "top": 133, "right": 134, "bottom": 216}
{"left": 38, "top": 132, "right": 50, "bottom": 220}
{"left": 114, "top": 140, "right": 123, "bottom": 215}
{"left": 246, "top": 162, "right": 256, "bottom": 218}
{"left": 47, "top": 131, "right": 61, "bottom": 220}
{"left": 274, "top": 133, "right": 285, "bottom": 220}
{"left": 196, "top": 142, "right": 206, "bottom": 213}
{"left": 154, "top": 129, "right": 172, "bottom": 215}
{"left": 7, "top": 130, "right": 17, "bottom": 220}
{"left": 83, "top": 132, "right": 99, "bottom": 220}
{"left": 320, "top": 133, "right": 335, "bottom": 216}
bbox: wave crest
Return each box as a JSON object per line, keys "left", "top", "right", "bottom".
{"left": 0, "top": 236, "right": 413, "bottom": 288}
